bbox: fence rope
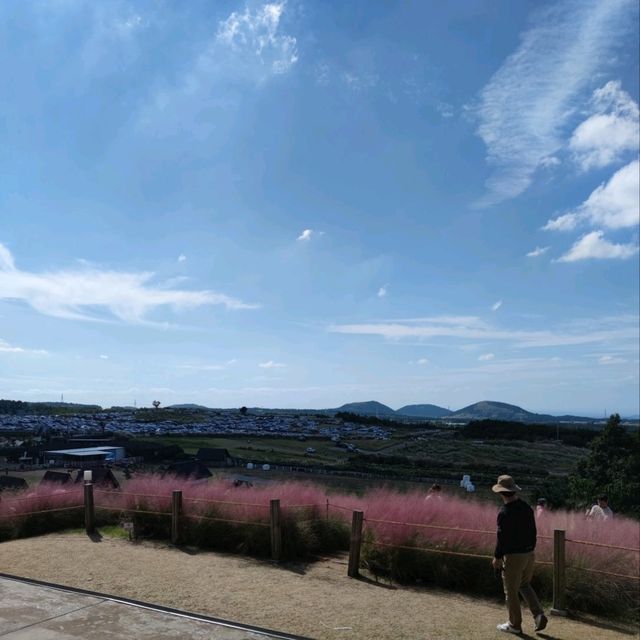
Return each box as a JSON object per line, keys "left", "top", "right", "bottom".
{"left": 181, "top": 497, "right": 270, "bottom": 509}
{"left": 566, "top": 538, "right": 640, "bottom": 553}
{"left": 327, "top": 503, "right": 356, "bottom": 512}
{"left": 94, "top": 491, "right": 170, "bottom": 500}
{"left": 365, "top": 539, "right": 554, "bottom": 565}
{"left": 363, "top": 516, "right": 553, "bottom": 540}
{"left": 0, "top": 492, "right": 82, "bottom": 504}
{"left": 94, "top": 506, "right": 171, "bottom": 517}
{"left": 566, "top": 565, "right": 640, "bottom": 581}
{"left": 282, "top": 504, "right": 318, "bottom": 509}
{"left": 365, "top": 517, "right": 495, "bottom": 536}
{"left": 0, "top": 505, "right": 83, "bottom": 519}
{"left": 183, "top": 513, "right": 269, "bottom": 528}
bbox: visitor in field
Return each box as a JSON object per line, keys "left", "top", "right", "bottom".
{"left": 586, "top": 494, "right": 613, "bottom": 520}
{"left": 491, "top": 474, "right": 548, "bottom": 635}
{"left": 535, "top": 498, "right": 547, "bottom": 518}
{"left": 425, "top": 483, "right": 442, "bottom": 501}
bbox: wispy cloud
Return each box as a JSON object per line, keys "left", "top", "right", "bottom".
{"left": 377, "top": 285, "right": 388, "bottom": 298}
{"left": 178, "top": 359, "right": 236, "bottom": 372}
{"left": 478, "top": 353, "right": 495, "bottom": 361}
{"left": 328, "top": 314, "right": 639, "bottom": 349}
{"left": 342, "top": 71, "right": 379, "bottom": 92}
{"left": 598, "top": 354, "right": 627, "bottom": 365}
{"left": 259, "top": 360, "right": 286, "bottom": 369}
{"left": 178, "top": 254, "right": 187, "bottom": 263}
{"left": 296, "top": 229, "right": 324, "bottom": 242}
{"left": 544, "top": 160, "right": 640, "bottom": 231}
{"left": 527, "top": 246, "right": 550, "bottom": 257}
{"left": 491, "top": 300, "right": 503, "bottom": 312}
{"left": 217, "top": 2, "right": 298, "bottom": 75}
{"left": 99, "top": 354, "right": 109, "bottom": 360}
{"left": 556, "top": 230, "right": 638, "bottom": 262}
{"left": 139, "top": 2, "right": 297, "bottom": 133}
{"left": 569, "top": 81, "right": 639, "bottom": 171}
{"left": 475, "top": 0, "right": 636, "bottom": 204}
{"left": 0, "top": 242, "right": 258, "bottom": 324}
{"left": 0, "top": 338, "right": 48, "bottom": 356}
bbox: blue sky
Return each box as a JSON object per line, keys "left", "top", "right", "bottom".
{"left": 1, "top": 0, "right": 638, "bottom": 415}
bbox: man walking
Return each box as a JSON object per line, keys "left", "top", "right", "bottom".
{"left": 491, "top": 475, "right": 548, "bottom": 635}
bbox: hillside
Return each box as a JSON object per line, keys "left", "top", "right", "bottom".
{"left": 397, "top": 404, "right": 452, "bottom": 418}
{"left": 333, "top": 401, "right": 397, "bottom": 416}
{"left": 449, "top": 401, "right": 594, "bottom": 423}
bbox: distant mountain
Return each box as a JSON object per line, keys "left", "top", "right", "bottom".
{"left": 397, "top": 404, "right": 453, "bottom": 418}
{"left": 334, "top": 401, "right": 397, "bottom": 416}
{"left": 449, "top": 401, "right": 595, "bottom": 423}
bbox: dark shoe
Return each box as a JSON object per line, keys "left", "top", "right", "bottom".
{"left": 534, "top": 613, "right": 548, "bottom": 632}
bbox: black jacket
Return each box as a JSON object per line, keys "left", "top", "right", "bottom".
{"left": 494, "top": 498, "right": 537, "bottom": 559}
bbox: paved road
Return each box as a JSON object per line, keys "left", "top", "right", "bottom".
{"left": 0, "top": 577, "right": 300, "bottom": 639}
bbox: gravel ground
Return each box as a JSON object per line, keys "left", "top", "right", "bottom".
{"left": 0, "top": 533, "right": 636, "bottom": 640}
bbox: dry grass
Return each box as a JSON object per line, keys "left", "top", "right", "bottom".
{"left": 0, "top": 533, "right": 636, "bottom": 640}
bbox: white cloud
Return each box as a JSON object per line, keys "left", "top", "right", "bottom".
{"left": 475, "top": 0, "right": 636, "bottom": 204}
{"left": 296, "top": 229, "right": 324, "bottom": 242}
{"left": 491, "top": 300, "right": 503, "bottom": 312}
{"left": 377, "top": 286, "right": 388, "bottom": 298}
{"left": 217, "top": 2, "right": 298, "bottom": 75}
{"left": 328, "top": 314, "right": 639, "bottom": 349}
{"left": 539, "top": 156, "right": 561, "bottom": 168}
{"left": 138, "top": 2, "right": 297, "bottom": 133}
{"left": 0, "top": 242, "right": 258, "bottom": 324}
{"left": 436, "top": 102, "right": 454, "bottom": 118}
{"left": 259, "top": 360, "right": 286, "bottom": 369}
{"left": 543, "top": 212, "right": 582, "bottom": 232}
{"left": 342, "top": 71, "right": 379, "bottom": 92}
{"left": 598, "top": 355, "right": 626, "bottom": 365}
{"left": 178, "top": 359, "right": 237, "bottom": 372}
{"left": 99, "top": 354, "right": 109, "bottom": 360}
{"left": 416, "top": 358, "right": 429, "bottom": 365}
{"left": 0, "top": 244, "right": 15, "bottom": 271}
{"left": 178, "top": 254, "right": 187, "bottom": 263}
{"left": 544, "top": 160, "right": 640, "bottom": 231}
{"left": 557, "top": 230, "right": 638, "bottom": 262}
{"left": 569, "top": 81, "right": 639, "bottom": 171}
{"left": 0, "top": 339, "right": 47, "bottom": 355}
{"left": 527, "top": 246, "right": 550, "bottom": 257}
{"left": 478, "top": 353, "right": 495, "bottom": 361}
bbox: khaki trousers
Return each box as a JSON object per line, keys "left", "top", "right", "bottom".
{"left": 502, "top": 552, "right": 544, "bottom": 628}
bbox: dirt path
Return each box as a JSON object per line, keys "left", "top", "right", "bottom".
{"left": 0, "top": 534, "right": 636, "bottom": 640}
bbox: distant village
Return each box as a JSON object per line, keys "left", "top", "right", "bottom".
{"left": 0, "top": 409, "right": 393, "bottom": 470}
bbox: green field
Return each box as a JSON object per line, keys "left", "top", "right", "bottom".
{"left": 137, "top": 435, "right": 399, "bottom": 465}
{"left": 402, "top": 434, "right": 587, "bottom": 475}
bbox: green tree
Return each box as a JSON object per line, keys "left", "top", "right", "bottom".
{"left": 568, "top": 414, "right": 640, "bottom": 517}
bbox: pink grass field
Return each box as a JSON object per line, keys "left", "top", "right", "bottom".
{"left": 1, "top": 476, "right": 638, "bottom": 578}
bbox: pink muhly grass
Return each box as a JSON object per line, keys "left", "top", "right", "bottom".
{"left": 0, "top": 486, "right": 83, "bottom": 520}
{"left": 3, "top": 475, "right": 638, "bottom": 579}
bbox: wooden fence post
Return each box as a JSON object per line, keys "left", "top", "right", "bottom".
{"left": 270, "top": 499, "right": 282, "bottom": 562}
{"left": 551, "top": 529, "right": 567, "bottom": 616}
{"left": 326, "top": 498, "right": 329, "bottom": 521}
{"left": 84, "top": 482, "right": 95, "bottom": 534}
{"left": 171, "top": 490, "right": 182, "bottom": 545}
{"left": 347, "top": 510, "right": 364, "bottom": 578}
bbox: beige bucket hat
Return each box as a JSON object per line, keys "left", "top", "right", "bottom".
{"left": 492, "top": 475, "right": 521, "bottom": 493}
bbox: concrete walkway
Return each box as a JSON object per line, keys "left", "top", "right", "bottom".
{"left": 0, "top": 577, "right": 301, "bottom": 639}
